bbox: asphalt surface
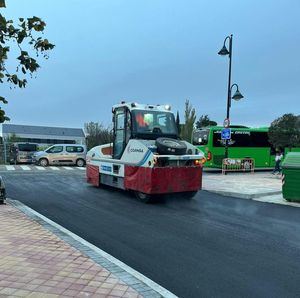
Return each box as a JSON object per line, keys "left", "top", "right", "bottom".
{"left": 2, "top": 169, "right": 300, "bottom": 298}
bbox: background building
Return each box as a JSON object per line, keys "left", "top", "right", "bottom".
{"left": 2, "top": 124, "right": 86, "bottom": 146}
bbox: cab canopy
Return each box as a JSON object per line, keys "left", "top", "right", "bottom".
{"left": 113, "top": 102, "right": 178, "bottom": 141}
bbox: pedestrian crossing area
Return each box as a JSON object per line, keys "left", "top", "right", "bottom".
{"left": 0, "top": 165, "right": 86, "bottom": 172}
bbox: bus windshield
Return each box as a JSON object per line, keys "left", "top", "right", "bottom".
{"left": 192, "top": 129, "right": 209, "bottom": 145}
{"left": 131, "top": 110, "right": 178, "bottom": 139}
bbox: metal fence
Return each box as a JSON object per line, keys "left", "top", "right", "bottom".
{"left": 222, "top": 158, "right": 255, "bottom": 174}
{"left": 0, "top": 143, "right": 11, "bottom": 165}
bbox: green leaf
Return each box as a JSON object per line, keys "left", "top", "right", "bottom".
{"left": 17, "top": 31, "right": 26, "bottom": 43}
{"left": 0, "top": 14, "right": 6, "bottom": 30}
{"left": 0, "top": 0, "right": 6, "bottom": 8}
{"left": 11, "top": 74, "right": 18, "bottom": 84}
{"left": 0, "top": 96, "right": 8, "bottom": 104}
{"left": 21, "top": 50, "right": 28, "bottom": 56}
{"left": 0, "top": 108, "right": 9, "bottom": 123}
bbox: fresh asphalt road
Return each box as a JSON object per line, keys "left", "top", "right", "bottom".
{"left": 2, "top": 169, "right": 300, "bottom": 298}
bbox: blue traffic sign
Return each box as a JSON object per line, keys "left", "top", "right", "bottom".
{"left": 221, "top": 128, "right": 231, "bottom": 140}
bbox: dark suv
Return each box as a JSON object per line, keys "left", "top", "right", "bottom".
{"left": 9, "top": 142, "right": 38, "bottom": 164}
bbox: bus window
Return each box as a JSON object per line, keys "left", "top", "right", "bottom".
{"left": 231, "top": 131, "right": 251, "bottom": 147}
{"left": 250, "top": 132, "right": 270, "bottom": 147}
{"left": 193, "top": 129, "right": 209, "bottom": 145}
{"left": 213, "top": 131, "right": 224, "bottom": 147}
{"left": 213, "top": 130, "right": 252, "bottom": 147}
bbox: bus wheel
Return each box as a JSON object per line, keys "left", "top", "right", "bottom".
{"left": 135, "top": 191, "right": 152, "bottom": 203}
{"left": 182, "top": 191, "right": 198, "bottom": 199}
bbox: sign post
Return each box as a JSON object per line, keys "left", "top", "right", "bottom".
{"left": 223, "top": 118, "right": 231, "bottom": 175}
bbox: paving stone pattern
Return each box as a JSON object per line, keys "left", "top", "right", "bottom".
{"left": 0, "top": 204, "right": 143, "bottom": 297}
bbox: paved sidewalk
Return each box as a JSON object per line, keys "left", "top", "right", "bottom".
{"left": 202, "top": 172, "right": 299, "bottom": 207}
{"left": 0, "top": 202, "right": 168, "bottom": 298}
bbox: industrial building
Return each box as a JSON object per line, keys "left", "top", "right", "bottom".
{"left": 2, "top": 124, "right": 85, "bottom": 145}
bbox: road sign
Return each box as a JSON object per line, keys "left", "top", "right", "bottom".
{"left": 223, "top": 118, "right": 230, "bottom": 128}
{"left": 221, "top": 128, "right": 231, "bottom": 140}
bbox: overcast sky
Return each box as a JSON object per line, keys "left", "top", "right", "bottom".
{"left": 1, "top": 0, "right": 300, "bottom": 130}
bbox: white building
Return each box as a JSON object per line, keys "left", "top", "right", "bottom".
{"left": 2, "top": 124, "right": 86, "bottom": 145}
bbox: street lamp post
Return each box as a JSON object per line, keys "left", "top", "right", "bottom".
{"left": 218, "top": 34, "right": 244, "bottom": 159}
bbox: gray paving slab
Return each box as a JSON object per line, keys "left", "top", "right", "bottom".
{"left": 202, "top": 171, "right": 300, "bottom": 207}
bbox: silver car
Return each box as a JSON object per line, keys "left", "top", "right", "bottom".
{"left": 33, "top": 144, "right": 86, "bottom": 167}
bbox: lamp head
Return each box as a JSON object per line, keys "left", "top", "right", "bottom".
{"left": 218, "top": 45, "right": 230, "bottom": 56}
{"left": 232, "top": 89, "right": 244, "bottom": 101}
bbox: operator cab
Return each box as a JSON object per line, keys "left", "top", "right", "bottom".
{"left": 112, "top": 102, "right": 178, "bottom": 159}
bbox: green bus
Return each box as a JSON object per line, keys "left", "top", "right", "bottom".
{"left": 192, "top": 126, "right": 300, "bottom": 168}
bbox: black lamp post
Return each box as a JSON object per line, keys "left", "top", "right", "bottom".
{"left": 218, "top": 34, "right": 244, "bottom": 159}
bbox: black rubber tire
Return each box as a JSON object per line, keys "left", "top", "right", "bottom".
{"left": 135, "top": 191, "right": 153, "bottom": 203}
{"left": 39, "top": 158, "right": 49, "bottom": 167}
{"left": 76, "top": 158, "right": 85, "bottom": 167}
{"left": 155, "top": 138, "right": 187, "bottom": 155}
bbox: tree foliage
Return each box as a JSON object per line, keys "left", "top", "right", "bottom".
{"left": 268, "top": 114, "right": 300, "bottom": 150}
{"left": 0, "top": 0, "right": 54, "bottom": 122}
{"left": 195, "top": 114, "right": 217, "bottom": 129}
{"left": 180, "top": 100, "right": 196, "bottom": 142}
{"left": 85, "top": 122, "right": 112, "bottom": 150}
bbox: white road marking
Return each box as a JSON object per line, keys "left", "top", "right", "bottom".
{"left": 6, "top": 165, "right": 15, "bottom": 171}
{"left": 49, "top": 166, "right": 60, "bottom": 171}
{"left": 35, "top": 166, "right": 46, "bottom": 171}
{"left": 20, "top": 165, "right": 31, "bottom": 171}
{"left": 76, "top": 167, "right": 85, "bottom": 170}
{"left": 62, "top": 167, "right": 73, "bottom": 170}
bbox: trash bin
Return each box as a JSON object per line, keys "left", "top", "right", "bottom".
{"left": 282, "top": 152, "right": 300, "bottom": 202}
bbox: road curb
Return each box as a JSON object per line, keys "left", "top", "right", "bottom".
{"left": 8, "top": 198, "right": 178, "bottom": 298}
{"left": 203, "top": 189, "right": 282, "bottom": 200}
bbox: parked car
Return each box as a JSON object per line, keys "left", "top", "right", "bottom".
{"left": 0, "top": 176, "right": 6, "bottom": 204}
{"left": 9, "top": 142, "right": 38, "bottom": 164}
{"left": 33, "top": 144, "right": 86, "bottom": 167}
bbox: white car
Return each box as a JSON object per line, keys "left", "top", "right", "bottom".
{"left": 33, "top": 144, "right": 86, "bottom": 167}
